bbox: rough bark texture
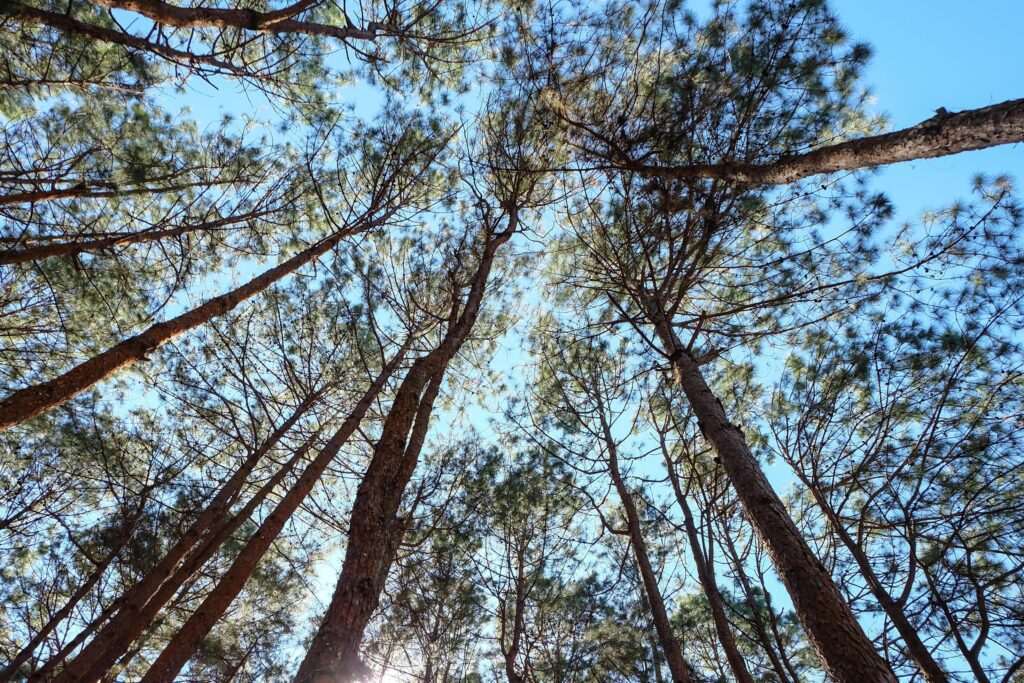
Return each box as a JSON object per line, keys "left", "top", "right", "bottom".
{"left": 662, "top": 454, "right": 754, "bottom": 683}
{"left": 631, "top": 98, "right": 1024, "bottom": 185}
{"left": 0, "top": 217, "right": 380, "bottom": 430}
{"left": 293, "top": 226, "right": 513, "bottom": 683}
{"left": 87, "top": 0, "right": 380, "bottom": 39}
{"left": 0, "top": 507, "right": 141, "bottom": 680}
{"left": 0, "top": 210, "right": 266, "bottom": 265}
{"left": 135, "top": 351, "right": 407, "bottom": 683}
{"left": 649, "top": 311, "right": 896, "bottom": 683}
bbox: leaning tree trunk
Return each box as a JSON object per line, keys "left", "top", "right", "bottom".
{"left": 648, "top": 310, "right": 896, "bottom": 683}
{"left": 597, "top": 410, "right": 692, "bottom": 683}
{"left": 0, "top": 212, "right": 387, "bottom": 430}
{"left": 133, "top": 349, "right": 408, "bottom": 683}
{"left": 50, "top": 393, "right": 323, "bottom": 681}
{"left": 295, "top": 364, "right": 444, "bottom": 682}
{"left": 631, "top": 98, "right": 1024, "bottom": 185}
{"left": 293, "top": 226, "right": 513, "bottom": 683}
{"left": 661, "top": 447, "right": 755, "bottom": 683}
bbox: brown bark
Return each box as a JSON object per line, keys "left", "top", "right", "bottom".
{"left": 0, "top": 214, "right": 384, "bottom": 430}
{"left": 2, "top": 1, "right": 243, "bottom": 74}
{"left": 87, "top": 0, "right": 380, "bottom": 39}
{"left": 0, "top": 508, "right": 141, "bottom": 680}
{"left": 648, "top": 309, "right": 896, "bottom": 682}
{"left": 628, "top": 98, "right": 1024, "bottom": 185}
{"left": 135, "top": 347, "right": 407, "bottom": 683}
{"left": 660, "top": 444, "right": 754, "bottom": 683}
{"left": 596, "top": 407, "right": 691, "bottom": 683}
{"left": 293, "top": 226, "right": 514, "bottom": 683}
{"left": 801, "top": 479, "right": 948, "bottom": 682}
{"left": 0, "top": 209, "right": 271, "bottom": 265}
{"left": 52, "top": 394, "right": 322, "bottom": 682}
{"left": 0, "top": 178, "right": 237, "bottom": 208}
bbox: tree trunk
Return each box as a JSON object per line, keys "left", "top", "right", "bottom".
{"left": 598, "top": 411, "right": 691, "bottom": 683}
{"left": 801, "top": 476, "right": 949, "bottom": 682}
{"left": 630, "top": 98, "right": 1024, "bottom": 185}
{"left": 133, "top": 349, "right": 408, "bottom": 683}
{"left": 661, "top": 449, "right": 755, "bottom": 683}
{"left": 293, "top": 227, "right": 513, "bottom": 683}
{"left": 648, "top": 310, "right": 896, "bottom": 682}
{"left": 50, "top": 393, "right": 322, "bottom": 681}
{"left": 1, "top": 507, "right": 141, "bottom": 680}
{"left": 0, "top": 208, "right": 271, "bottom": 265}
{"left": 0, "top": 214, "right": 385, "bottom": 430}
{"left": 295, "top": 366, "right": 444, "bottom": 683}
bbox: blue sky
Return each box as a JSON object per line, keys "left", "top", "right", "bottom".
{"left": 832, "top": 0, "right": 1024, "bottom": 211}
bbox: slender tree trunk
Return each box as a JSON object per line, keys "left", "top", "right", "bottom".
{"left": 294, "top": 227, "right": 513, "bottom": 683}
{"left": 630, "top": 98, "right": 1024, "bottom": 185}
{"left": 50, "top": 393, "right": 321, "bottom": 681}
{"left": 661, "top": 449, "right": 755, "bottom": 683}
{"left": 135, "top": 347, "right": 408, "bottom": 683}
{"left": 648, "top": 309, "right": 896, "bottom": 682}
{"left": 0, "top": 214, "right": 385, "bottom": 430}
{"left": 801, "top": 476, "right": 949, "bottom": 682}
{"left": 0, "top": 509, "right": 140, "bottom": 680}
{"left": 718, "top": 528, "right": 798, "bottom": 683}
{"left": 597, "top": 411, "right": 691, "bottom": 683}
{"left": 501, "top": 544, "right": 528, "bottom": 683}
{"left": 0, "top": 209, "right": 272, "bottom": 265}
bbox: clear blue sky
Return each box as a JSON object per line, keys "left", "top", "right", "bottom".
{"left": 832, "top": 0, "right": 1024, "bottom": 211}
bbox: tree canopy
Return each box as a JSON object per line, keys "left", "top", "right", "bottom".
{"left": 1, "top": 0, "right": 1022, "bottom": 681}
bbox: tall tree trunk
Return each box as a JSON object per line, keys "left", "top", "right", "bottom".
{"left": 648, "top": 309, "right": 896, "bottom": 683}
{"left": 597, "top": 408, "right": 691, "bottom": 683}
{"left": 130, "top": 348, "right": 408, "bottom": 683}
{"left": 718, "top": 527, "right": 799, "bottom": 683}
{"left": 0, "top": 213, "right": 386, "bottom": 430}
{"left": 660, "top": 444, "right": 755, "bottom": 683}
{"left": 50, "top": 393, "right": 322, "bottom": 681}
{"left": 0, "top": 505, "right": 143, "bottom": 680}
{"left": 501, "top": 543, "right": 528, "bottom": 683}
{"left": 0, "top": 208, "right": 272, "bottom": 265}
{"left": 293, "top": 227, "right": 513, "bottom": 683}
{"left": 800, "top": 475, "right": 949, "bottom": 682}
{"left": 629, "top": 98, "right": 1024, "bottom": 185}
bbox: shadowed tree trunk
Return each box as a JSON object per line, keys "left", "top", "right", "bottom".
{"left": 53, "top": 348, "right": 407, "bottom": 683}
{"left": 293, "top": 223, "right": 514, "bottom": 683}
{"left": 657, "top": 433, "right": 755, "bottom": 683}
{"left": 0, "top": 212, "right": 388, "bottom": 430}
{"left": 595, "top": 401, "right": 692, "bottom": 683}
{"left": 129, "top": 346, "right": 410, "bottom": 683}
{"left": 647, "top": 305, "right": 896, "bottom": 683}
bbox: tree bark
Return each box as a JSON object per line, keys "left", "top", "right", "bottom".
{"left": 0, "top": 506, "right": 142, "bottom": 680}
{"left": 661, "top": 447, "right": 754, "bottom": 683}
{"left": 597, "top": 409, "right": 692, "bottom": 683}
{"left": 648, "top": 309, "right": 896, "bottom": 682}
{"left": 627, "top": 98, "right": 1024, "bottom": 185}
{"left": 0, "top": 214, "right": 385, "bottom": 430}
{"left": 52, "top": 393, "right": 323, "bottom": 682}
{"left": 87, "top": 0, "right": 379, "bottom": 39}
{"left": 131, "top": 348, "right": 408, "bottom": 683}
{"left": 0, "top": 209, "right": 271, "bottom": 265}
{"left": 293, "top": 226, "right": 513, "bottom": 683}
